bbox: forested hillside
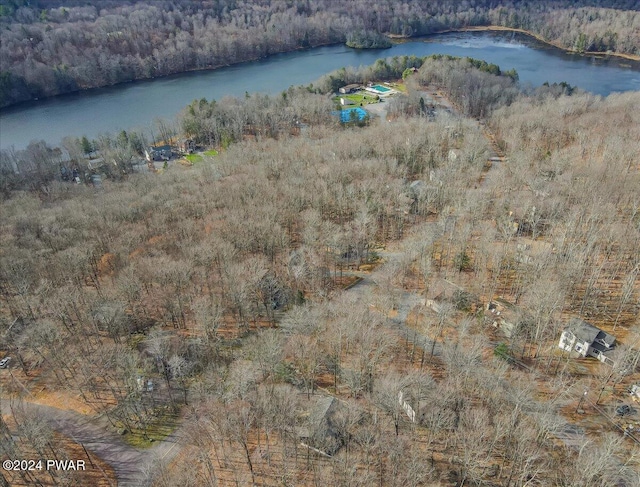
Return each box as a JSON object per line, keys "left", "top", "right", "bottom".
{"left": 1, "top": 57, "right": 639, "bottom": 485}
{"left": 1, "top": 0, "right": 639, "bottom": 107}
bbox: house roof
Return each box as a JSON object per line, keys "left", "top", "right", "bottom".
{"left": 298, "top": 396, "right": 343, "bottom": 456}
{"left": 149, "top": 144, "right": 172, "bottom": 151}
{"left": 566, "top": 318, "right": 615, "bottom": 348}
{"left": 310, "top": 396, "right": 338, "bottom": 426}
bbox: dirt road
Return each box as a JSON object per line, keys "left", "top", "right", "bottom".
{"left": 0, "top": 398, "right": 183, "bottom": 486}
{"left": 343, "top": 236, "right": 444, "bottom": 360}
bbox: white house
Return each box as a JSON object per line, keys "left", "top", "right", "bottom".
{"left": 558, "top": 318, "right": 616, "bottom": 364}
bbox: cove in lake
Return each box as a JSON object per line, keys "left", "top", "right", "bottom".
{"left": 1, "top": 31, "right": 639, "bottom": 150}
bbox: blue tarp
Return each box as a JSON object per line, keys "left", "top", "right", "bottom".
{"left": 333, "top": 107, "right": 368, "bottom": 123}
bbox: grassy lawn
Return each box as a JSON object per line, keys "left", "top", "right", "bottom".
{"left": 338, "top": 92, "right": 380, "bottom": 106}
{"left": 185, "top": 154, "right": 203, "bottom": 163}
{"left": 203, "top": 149, "right": 218, "bottom": 156}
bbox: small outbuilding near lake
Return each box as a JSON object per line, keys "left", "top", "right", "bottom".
{"left": 339, "top": 84, "right": 361, "bottom": 94}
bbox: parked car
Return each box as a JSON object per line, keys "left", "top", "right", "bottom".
{"left": 0, "top": 357, "right": 11, "bottom": 368}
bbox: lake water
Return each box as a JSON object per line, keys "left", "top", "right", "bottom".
{"left": 1, "top": 31, "right": 639, "bottom": 150}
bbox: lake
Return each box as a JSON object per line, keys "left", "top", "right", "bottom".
{"left": 1, "top": 31, "right": 639, "bottom": 150}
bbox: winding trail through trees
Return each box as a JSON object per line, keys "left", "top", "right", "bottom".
{"left": 344, "top": 244, "right": 444, "bottom": 359}
{"left": 0, "top": 397, "right": 183, "bottom": 486}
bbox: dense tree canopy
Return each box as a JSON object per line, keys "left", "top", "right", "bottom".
{"left": 1, "top": 0, "right": 639, "bottom": 107}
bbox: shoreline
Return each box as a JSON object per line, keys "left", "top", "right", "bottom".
{"left": 402, "top": 25, "right": 640, "bottom": 62}
{"left": 0, "top": 41, "right": 341, "bottom": 112}
{"left": 2, "top": 27, "right": 639, "bottom": 112}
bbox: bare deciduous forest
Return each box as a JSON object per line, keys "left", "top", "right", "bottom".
{"left": 1, "top": 53, "right": 639, "bottom": 486}
{"left": 1, "top": 0, "right": 640, "bottom": 106}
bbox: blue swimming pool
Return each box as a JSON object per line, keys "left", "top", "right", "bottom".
{"left": 371, "top": 84, "right": 391, "bottom": 92}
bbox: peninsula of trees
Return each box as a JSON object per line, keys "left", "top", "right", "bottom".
{"left": 1, "top": 0, "right": 639, "bottom": 107}
{"left": 346, "top": 30, "right": 393, "bottom": 49}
